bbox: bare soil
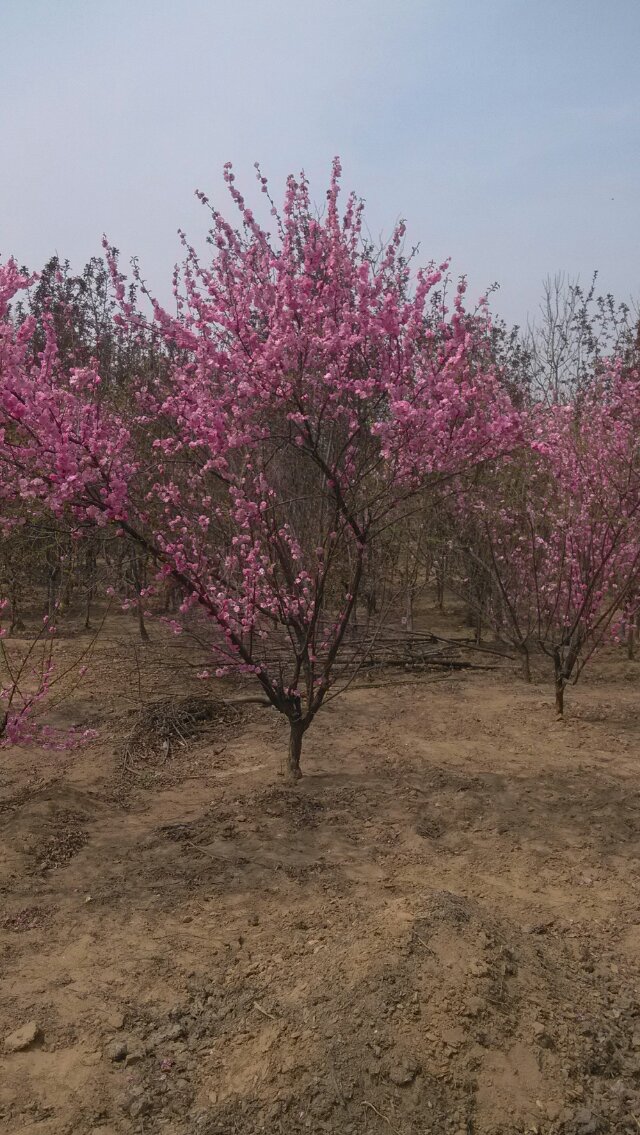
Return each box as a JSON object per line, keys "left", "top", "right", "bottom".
{"left": 2, "top": 606, "right": 640, "bottom": 1135}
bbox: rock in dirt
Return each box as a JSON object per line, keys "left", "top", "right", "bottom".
{"left": 4, "top": 1021, "right": 41, "bottom": 1052}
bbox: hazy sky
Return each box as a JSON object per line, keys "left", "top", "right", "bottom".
{"left": 1, "top": 0, "right": 638, "bottom": 326}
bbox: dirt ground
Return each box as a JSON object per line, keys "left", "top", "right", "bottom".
{"left": 2, "top": 605, "right": 640, "bottom": 1135}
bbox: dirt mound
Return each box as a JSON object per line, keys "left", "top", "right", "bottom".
{"left": 0, "top": 784, "right": 105, "bottom": 880}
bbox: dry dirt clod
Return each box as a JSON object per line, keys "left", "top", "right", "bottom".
{"left": 469, "top": 960, "right": 490, "bottom": 977}
{"left": 462, "top": 996, "right": 483, "bottom": 1018}
{"left": 125, "top": 1047, "right": 145, "bottom": 1065}
{"left": 573, "top": 1108, "right": 598, "bottom": 1134}
{"left": 4, "top": 1021, "right": 41, "bottom": 1052}
{"left": 388, "top": 1058, "right": 420, "bottom": 1085}
{"left": 162, "top": 1021, "right": 187, "bottom": 1041}
{"left": 442, "top": 1026, "right": 465, "bottom": 1051}
{"left": 107, "top": 1039, "right": 128, "bottom": 1062}
{"left": 129, "top": 1097, "right": 152, "bottom": 1119}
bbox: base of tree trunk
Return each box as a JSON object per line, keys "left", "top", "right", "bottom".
{"left": 137, "top": 608, "right": 150, "bottom": 643}
{"left": 287, "top": 724, "right": 304, "bottom": 782}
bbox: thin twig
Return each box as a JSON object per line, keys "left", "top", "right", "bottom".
{"left": 411, "top": 932, "right": 435, "bottom": 955}
{"left": 253, "top": 1001, "right": 278, "bottom": 1021}
{"left": 362, "top": 1100, "right": 403, "bottom": 1135}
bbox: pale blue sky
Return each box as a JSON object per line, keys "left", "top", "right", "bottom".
{"left": 1, "top": 0, "right": 638, "bottom": 325}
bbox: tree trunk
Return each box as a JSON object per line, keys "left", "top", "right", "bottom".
{"left": 553, "top": 653, "right": 565, "bottom": 716}
{"left": 46, "top": 547, "right": 60, "bottom": 622}
{"left": 85, "top": 592, "right": 93, "bottom": 632}
{"left": 137, "top": 602, "right": 150, "bottom": 643}
{"left": 627, "top": 622, "right": 635, "bottom": 661}
{"left": 554, "top": 635, "right": 584, "bottom": 717}
{"left": 287, "top": 721, "right": 304, "bottom": 782}
{"left": 475, "top": 611, "right": 482, "bottom": 646}
{"left": 163, "top": 582, "right": 179, "bottom": 614}
{"left": 128, "top": 546, "right": 149, "bottom": 642}
{"left": 8, "top": 582, "right": 22, "bottom": 635}
{"left": 84, "top": 546, "right": 96, "bottom": 630}
{"left": 61, "top": 565, "right": 74, "bottom": 612}
{"left": 520, "top": 644, "right": 531, "bottom": 683}
{"left": 436, "top": 571, "right": 445, "bottom": 614}
{"left": 405, "top": 588, "right": 414, "bottom": 634}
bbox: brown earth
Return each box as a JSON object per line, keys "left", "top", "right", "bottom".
{"left": 2, "top": 606, "right": 640, "bottom": 1135}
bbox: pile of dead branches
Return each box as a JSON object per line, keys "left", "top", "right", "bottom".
{"left": 120, "top": 695, "right": 246, "bottom": 769}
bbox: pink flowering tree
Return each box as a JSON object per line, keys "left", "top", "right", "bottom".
{"left": 534, "top": 368, "right": 640, "bottom": 713}
{"left": 0, "top": 600, "right": 56, "bottom": 745}
{"left": 0, "top": 163, "right": 518, "bottom": 777}
{"left": 0, "top": 604, "right": 97, "bottom": 750}
{"left": 451, "top": 365, "right": 640, "bottom": 713}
